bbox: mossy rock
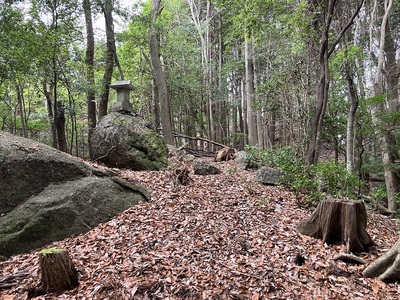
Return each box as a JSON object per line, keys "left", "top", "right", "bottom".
{"left": 0, "top": 176, "right": 149, "bottom": 257}
{"left": 0, "top": 131, "right": 150, "bottom": 258}
{"left": 91, "top": 112, "right": 168, "bottom": 170}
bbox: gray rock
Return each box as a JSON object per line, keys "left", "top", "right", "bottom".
{"left": 193, "top": 161, "right": 221, "bottom": 175}
{"left": 91, "top": 112, "right": 168, "bottom": 170}
{"left": 255, "top": 167, "right": 281, "bottom": 185}
{"left": 0, "top": 131, "right": 149, "bottom": 257}
{"left": 235, "top": 150, "right": 258, "bottom": 169}
{"left": 0, "top": 131, "right": 116, "bottom": 214}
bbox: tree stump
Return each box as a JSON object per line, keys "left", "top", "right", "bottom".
{"left": 39, "top": 248, "right": 79, "bottom": 293}
{"left": 215, "top": 147, "right": 235, "bottom": 162}
{"left": 363, "top": 239, "right": 400, "bottom": 282}
{"left": 172, "top": 167, "right": 191, "bottom": 185}
{"left": 298, "top": 198, "right": 374, "bottom": 253}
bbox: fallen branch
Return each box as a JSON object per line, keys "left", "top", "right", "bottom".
{"left": 184, "top": 148, "right": 215, "bottom": 158}
{"left": 0, "top": 270, "right": 30, "bottom": 289}
{"left": 91, "top": 145, "right": 117, "bottom": 162}
{"left": 173, "top": 132, "right": 229, "bottom": 149}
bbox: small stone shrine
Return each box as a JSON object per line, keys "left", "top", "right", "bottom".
{"left": 110, "top": 80, "right": 135, "bottom": 113}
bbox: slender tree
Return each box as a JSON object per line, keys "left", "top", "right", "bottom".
{"left": 245, "top": 35, "right": 257, "bottom": 146}
{"left": 369, "top": 0, "right": 399, "bottom": 211}
{"left": 97, "top": 0, "right": 115, "bottom": 119}
{"left": 149, "top": 0, "right": 174, "bottom": 144}
{"left": 304, "top": 0, "right": 364, "bottom": 165}
{"left": 83, "top": 0, "right": 96, "bottom": 158}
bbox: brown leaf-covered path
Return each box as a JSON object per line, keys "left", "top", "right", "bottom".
{"left": 1, "top": 159, "right": 399, "bottom": 299}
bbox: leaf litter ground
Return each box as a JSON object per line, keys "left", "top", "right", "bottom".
{"left": 1, "top": 159, "right": 400, "bottom": 299}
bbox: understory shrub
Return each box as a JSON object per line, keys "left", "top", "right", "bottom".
{"left": 246, "top": 146, "right": 362, "bottom": 203}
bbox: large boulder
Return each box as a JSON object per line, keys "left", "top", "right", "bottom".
{"left": 193, "top": 161, "right": 221, "bottom": 175}
{"left": 235, "top": 151, "right": 258, "bottom": 169}
{"left": 0, "top": 131, "right": 149, "bottom": 258}
{"left": 91, "top": 112, "right": 168, "bottom": 170}
{"left": 255, "top": 167, "right": 281, "bottom": 185}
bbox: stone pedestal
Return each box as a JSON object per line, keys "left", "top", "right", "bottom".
{"left": 110, "top": 80, "right": 134, "bottom": 113}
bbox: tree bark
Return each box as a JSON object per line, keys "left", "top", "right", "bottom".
{"left": 15, "top": 80, "right": 28, "bottom": 138}
{"left": 245, "top": 35, "right": 257, "bottom": 146}
{"left": 98, "top": 0, "right": 115, "bottom": 120}
{"left": 381, "top": 0, "right": 399, "bottom": 212}
{"left": 187, "top": 0, "right": 214, "bottom": 151}
{"left": 55, "top": 100, "right": 67, "bottom": 153}
{"left": 363, "top": 239, "right": 400, "bottom": 282}
{"left": 304, "top": 0, "right": 335, "bottom": 166}
{"left": 83, "top": 0, "right": 96, "bottom": 159}
{"left": 149, "top": 0, "right": 174, "bottom": 145}
{"left": 43, "top": 82, "right": 57, "bottom": 149}
{"left": 298, "top": 198, "right": 374, "bottom": 253}
{"left": 345, "top": 63, "right": 359, "bottom": 173}
{"left": 39, "top": 248, "right": 79, "bottom": 293}
{"left": 370, "top": 0, "right": 399, "bottom": 211}
{"left": 305, "top": 0, "right": 364, "bottom": 165}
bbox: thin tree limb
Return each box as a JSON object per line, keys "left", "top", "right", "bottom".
{"left": 328, "top": 0, "right": 365, "bottom": 57}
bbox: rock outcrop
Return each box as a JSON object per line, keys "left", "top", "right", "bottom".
{"left": 90, "top": 112, "right": 168, "bottom": 170}
{"left": 234, "top": 151, "right": 258, "bottom": 169}
{"left": 0, "top": 131, "right": 149, "bottom": 257}
{"left": 255, "top": 167, "right": 281, "bottom": 185}
{"left": 193, "top": 161, "right": 221, "bottom": 175}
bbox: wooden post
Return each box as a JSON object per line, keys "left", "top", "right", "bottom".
{"left": 298, "top": 198, "right": 374, "bottom": 253}
{"left": 39, "top": 248, "right": 79, "bottom": 293}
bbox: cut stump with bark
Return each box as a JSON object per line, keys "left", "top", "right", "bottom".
{"left": 215, "top": 147, "right": 235, "bottom": 162}
{"left": 38, "top": 248, "right": 79, "bottom": 294}
{"left": 298, "top": 198, "right": 374, "bottom": 253}
{"left": 363, "top": 239, "right": 400, "bottom": 282}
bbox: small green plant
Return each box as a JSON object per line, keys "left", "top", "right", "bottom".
{"left": 245, "top": 146, "right": 362, "bottom": 204}
{"left": 226, "top": 165, "right": 238, "bottom": 175}
{"left": 371, "top": 184, "right": 387, "bottom": 202}
{"left": 254, "top": 196, "right": 272, "bottom": 211}
{"left": 244, "top": 145, "right": 262, "bottom": 168}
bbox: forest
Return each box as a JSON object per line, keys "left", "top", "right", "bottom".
{"left": 0, "top": 0, "right": 399, "bottom": 208}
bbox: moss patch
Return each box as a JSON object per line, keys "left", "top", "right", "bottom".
{"left": 39, "top": 248, "right": 64, "bottom": 255}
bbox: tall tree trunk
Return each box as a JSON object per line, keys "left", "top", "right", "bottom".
{"left": 205, "top": 1, "right": 214, "bottom": 151}
{"left": 305, "top": 0, "right": 364, "bottom": 165}
{"left": 382, "top": 1, "right": 400, "bottom": 209}
{"left": 245, "top": 35, "right": 257, "bottom": 146}
{"left": 187, "top": 0, "right": 214, "bottom": 150}
{"left": 304, "top": 0, "right": 334, "bottom": 165}
{"left": 43, "top": 82, "right": 57, "bottom": 149}
{"left": 241, "top": 78, "right": 247, "bottom": 144}
{"left": 15, "top": 81, "right": 28, "bottom": 138}
{"left": 54, "top": 77, "right": 67, "bottom": 153}
{"left": 267, "top": 117, "right": 276, "bottom": 148}
{"left": 253, "top": 50, "right": 264, "bottom": 148}
{"left": 345, "top": 64, "right": 359, "bottom": 173}
{"left": 217, "top": 12, "right": 227, "bottom": 145}
{"left": 98, "top": 0, "right": 115, "bottom": 120}
{"left": 370, "top": 0, "right": 398, "bottom": 211}
{"left": 149, "top": 0, "right": 174, "bottom": 145}
{"left": 83, "top": 0, "right": 96, "bottom": 159}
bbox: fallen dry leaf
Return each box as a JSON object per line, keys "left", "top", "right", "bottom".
{"left": 0, "top": 158, "right": 399, "bottom": 299}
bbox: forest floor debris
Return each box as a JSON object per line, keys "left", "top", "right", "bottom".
{"left": 1, "top": 159, "right": 399, "bottom": 299}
